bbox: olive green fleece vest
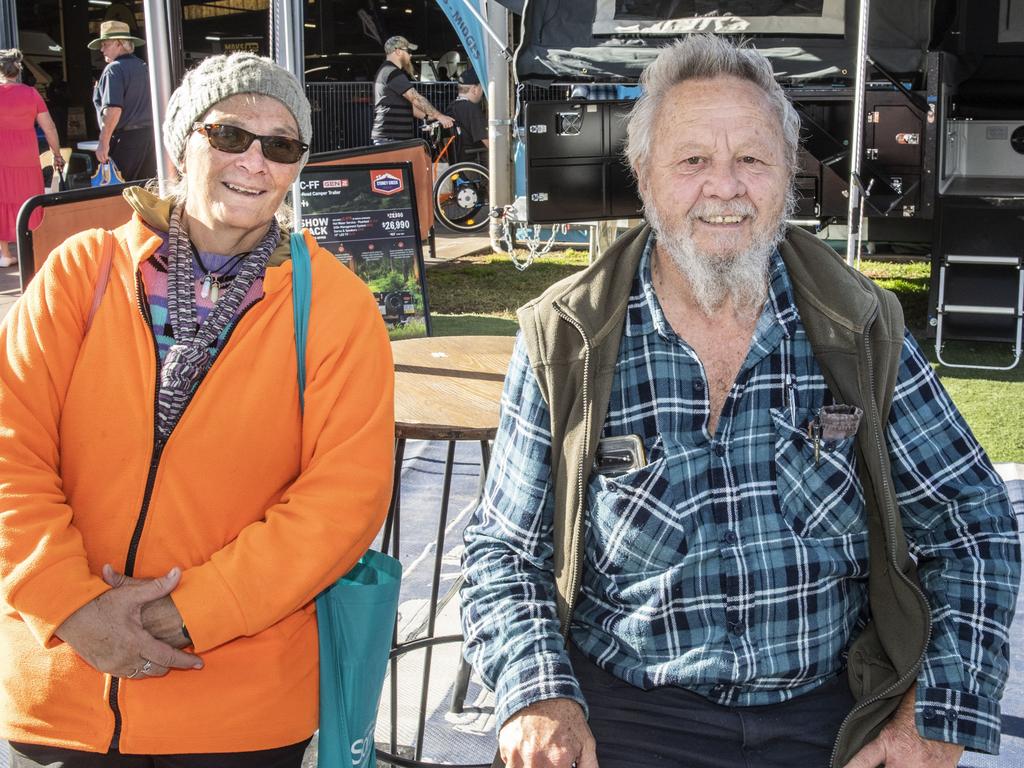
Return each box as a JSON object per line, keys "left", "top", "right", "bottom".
{"left": 515, "top": 224, "right": 930, "bottom": 767}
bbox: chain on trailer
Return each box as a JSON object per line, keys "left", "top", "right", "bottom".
{"left": 489, "top": 81, "right": 572, "bottom": 271}
{"left": 494, "top": 204, "right": 570, "bottom": 271}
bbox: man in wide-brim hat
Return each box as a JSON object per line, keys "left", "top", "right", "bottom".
{"left": 88, "top": 19, "right": 145, "bottom": 50}
{"left": 89, "top": 19, "right": 155, "bottom": 181}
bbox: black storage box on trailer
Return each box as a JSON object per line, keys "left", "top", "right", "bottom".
{"left": 524, "top": 100, "right": 643, "bottom": 224}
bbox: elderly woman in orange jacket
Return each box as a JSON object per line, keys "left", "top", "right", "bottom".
{"left": 0, "top": 54, "right": 394, "bottom": 767}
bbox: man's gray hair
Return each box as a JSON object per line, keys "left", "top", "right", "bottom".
{"left": 122, "top": 40, "right": 135, "bottom": 54}
{"left": 625, "top": 35, "right": 801, "bottom": 179}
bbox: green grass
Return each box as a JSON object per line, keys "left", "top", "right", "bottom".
{"left": 923, "top": 342, "right": 1024, "bottom": 464}
{"left": 861, "top": 260, "right": 1023, "bottom": 463}
{"left": 387, "top": 318, "right": 428, "bottom": 341}
{"left": 430, "top": 313, "right": 519, "bottom": 336}
{"left": 426, "top": 252, "right": 1023, "bottom": 463}
{"left": 426, "top": 249, "right": 589, "bottom": 316}
{"left": 859, "top": 259, "right": 931, "bottom": 335}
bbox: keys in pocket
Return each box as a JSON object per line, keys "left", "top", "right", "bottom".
{"left": 808, "top": 405, "right": 863, "bottom": 466}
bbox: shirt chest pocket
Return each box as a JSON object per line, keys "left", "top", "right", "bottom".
{"left": 771, "top": 408, "right": 866, "bottom": 538}
{"left": 586, "top": 441, "right": 699, "bottom": 576}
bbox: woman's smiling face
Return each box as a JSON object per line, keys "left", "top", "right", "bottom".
{"left": 182, "top": 93, "right": 301, "bottom": 253}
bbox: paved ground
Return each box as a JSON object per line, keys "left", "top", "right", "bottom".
{"left": 425, "top": 231, "right": 493, "bottom": 266}
{"left": 0, "top": 262, "right": 20, "bottom": 323}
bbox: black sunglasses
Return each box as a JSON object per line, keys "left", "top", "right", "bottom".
{"left": 192, "top": 123, "right": 309, "bottom": 164}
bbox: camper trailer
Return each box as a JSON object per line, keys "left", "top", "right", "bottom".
{"left": 513, "top": 0, "right": 1024, "bottom": 367}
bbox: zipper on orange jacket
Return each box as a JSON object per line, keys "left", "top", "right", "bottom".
{"left": 106, "top": 266, "right": 267, "bottom": 750}
{"left": 107, "top": 270, "right": 165, "bottom": 750}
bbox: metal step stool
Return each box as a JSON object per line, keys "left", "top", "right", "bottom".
{"left": 934, "top": 253, "right": 1024, "bottom": 370}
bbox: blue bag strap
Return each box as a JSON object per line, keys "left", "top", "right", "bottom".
{"left": 290, "top": 231, "right": 312, "bottom": 412}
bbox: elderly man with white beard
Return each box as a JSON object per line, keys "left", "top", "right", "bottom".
{"left": 460, "top": 35, "right": 1020, "bottom": 768}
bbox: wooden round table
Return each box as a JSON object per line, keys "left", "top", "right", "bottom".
{"left": 381, "top": 335, "right": 514, "bottom": 768}
{"left": 391, "top": 335, "right": 515, "bottom": 441}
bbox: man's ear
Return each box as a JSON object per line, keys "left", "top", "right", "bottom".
{"left": 635, "top": 173, "right": 650, "bottom": 203}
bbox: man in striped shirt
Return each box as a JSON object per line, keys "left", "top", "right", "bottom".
{"left": 461, "top": 35, "right": 1020, "bottom": 768}
{"left": 370, "top": 35, "right": 453, "bottom": 145}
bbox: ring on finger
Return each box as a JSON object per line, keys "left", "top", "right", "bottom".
{"left": 141, "top": 660, "right": 154, "bottom": 675}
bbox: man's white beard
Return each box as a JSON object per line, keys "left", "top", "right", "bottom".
{"left": 645, "top": 196, "right": 787, "bottom": 319}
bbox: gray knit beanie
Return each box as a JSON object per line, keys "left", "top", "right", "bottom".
{"left": 163, "top": 53, "right": 312, "bottom": 170}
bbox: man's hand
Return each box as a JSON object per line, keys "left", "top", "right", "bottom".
{"left": 55, "top": 566, "right": 202, "bottom": 679}
{"left": 96, "top": 105, "right": 121, "bottom": 164}
{"left": 499, "top": 698, "right": 598, "bottom": 768}
{"left": 436, "top": 113, "right": 455, "bottom": 129}
{"left": 842, "top": 686, "right": 965, "bottom": 768}
{"left": 102, "top": 565, "right": 191, "bottom": 649}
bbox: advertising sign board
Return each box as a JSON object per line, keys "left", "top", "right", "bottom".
{"left": 299, "top": 162, "right": 430, "bottom": 339}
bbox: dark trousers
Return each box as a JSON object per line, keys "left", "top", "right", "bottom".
{"left": 109, "top": 128, "right": 157, "bottom": 182}
{"left": 570, "top": 644, "right": 855, "bottom": 768}
{"left": 7, "top": 739, "right": 310, "bottom": 768}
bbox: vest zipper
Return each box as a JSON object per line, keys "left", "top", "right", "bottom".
{"left": 828, "top": 315, "right": 932, "bottom": 768}
{"left": 552, "top": 304, "right": 592, "bottom": 637}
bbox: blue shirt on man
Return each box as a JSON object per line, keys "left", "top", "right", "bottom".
{"left": 93, "top": 52, "right": 152, "bottom": 132}
{"left": 461, "top": 235, "right": 1019, "bottom": 756}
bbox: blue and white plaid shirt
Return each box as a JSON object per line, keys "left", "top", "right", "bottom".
{"left": 461, "top": 238, "right": 1020, "bottom": 754}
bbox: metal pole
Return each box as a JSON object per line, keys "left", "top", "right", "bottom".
{"left": 456, "top": 0, "right": 513, "bottom": 59}
{"left": 143, "top": 0, "right": 177, "bottom": 190}
{"left": 166, "top": 0, "right": 185, "bottom": 86}
{"left": 486, "top": 0, "right": 511, "bottom": 253}
{"left": 58, "top": 0, "right": 67, "bottom": 82}
{"left": 0, "top": 0, "right": 18, "bottom": 53}
{"left": 270, "top": 0, "right": 306, "bottom": 230}
{"left": 845, "top": 0, "right": 871, "bottom": 267}
{"left": 270, "top": 0, "right": 304, "bottom": 78}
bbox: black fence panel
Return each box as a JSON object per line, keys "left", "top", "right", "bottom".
{"left": 306, "top": 82, "right": 373, "bottom": 154}
{"left": 306, "top": 82, "right": 461, "bottom": 154}
{"left": 305, "top": 82, "right": 587, "bottom": 153}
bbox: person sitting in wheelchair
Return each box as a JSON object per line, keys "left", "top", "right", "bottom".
{"left": 443, "top": 68, "right": 488, "bottom": 165}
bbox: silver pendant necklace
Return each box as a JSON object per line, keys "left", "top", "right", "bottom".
{"left": 195, "top": 248, "right": 247, "bottom": 303}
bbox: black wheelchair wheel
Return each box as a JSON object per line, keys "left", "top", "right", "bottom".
{"left": 433, "top": 162, "right": 490, "bottom": 234}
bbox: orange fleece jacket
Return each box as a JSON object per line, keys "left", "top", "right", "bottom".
{"left": 0, "top": 210, "right": 394, "bottom": 753}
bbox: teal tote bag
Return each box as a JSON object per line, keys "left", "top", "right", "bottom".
{"left": 315, "top": 551, "right": 402, "bottom": 767}
{"left": 291, "top": 232, "right": 402, "bottom": 768}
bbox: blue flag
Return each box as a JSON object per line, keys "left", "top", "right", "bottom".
{"left": 435, "top": 0, "right": 489, "bottom": 85}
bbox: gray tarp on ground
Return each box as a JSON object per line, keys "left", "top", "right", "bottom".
{"left": 493, "top": 0, "right": 933, "bottom": 81}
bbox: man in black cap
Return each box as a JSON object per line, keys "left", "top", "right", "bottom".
{"left": 88, "top": 20, "right": 155, "bottom": 181}
{"left": 371, "top": 35, "right": 453, "bottom": 145}
{"left": 444, "top": 68, "right": 488, "bottom": 164}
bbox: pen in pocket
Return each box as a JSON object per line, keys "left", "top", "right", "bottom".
{"left": 787, "top": 374, "right": 797, "bottom": 426}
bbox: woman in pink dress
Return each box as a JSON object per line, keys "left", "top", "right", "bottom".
{"left": 0, "top": 49, "right": 64, "bottom": 268}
